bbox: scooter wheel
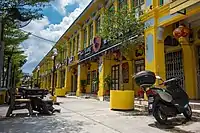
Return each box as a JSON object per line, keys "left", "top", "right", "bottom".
{"left": 154, "top": 106, "right": 167, "bottom": 124}
{"left": 183, "top": 105, "right": 192, "bottom": 120}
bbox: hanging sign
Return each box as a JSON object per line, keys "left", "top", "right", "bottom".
{"left": 93, "top": 36, "right": 102, "bottom": 52}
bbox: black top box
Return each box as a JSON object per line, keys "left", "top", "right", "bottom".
{"left": 134, "top": 70, "right": 156, "bottom": 88}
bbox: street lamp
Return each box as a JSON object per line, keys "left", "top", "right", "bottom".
{"left": 51, "top": 48, "right": 58, "bottom": 96}
{"left": 36, "top": 66, "right": 40, "bottom": 87}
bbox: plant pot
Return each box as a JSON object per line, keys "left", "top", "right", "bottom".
{"left": 110, "top": 90, "right": 134, "bottom": 110}
{"left": 55, "top": 88, "right": 66, "bottom": 97}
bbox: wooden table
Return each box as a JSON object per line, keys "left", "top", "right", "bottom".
{"left": 19, "top": 88, "right": 54, "bottom": 115}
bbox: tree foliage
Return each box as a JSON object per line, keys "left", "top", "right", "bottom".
{"left": 99, "top": 5, "right": 144, "bottom": 58}
{"left": 0, "top": 0, "right": 52, "bottom": 21}
{"left": 0, "top": 0, "right": 53, "bottom": 87}
{"left": 99, "top": 5, "right": 144, "bottom": 90}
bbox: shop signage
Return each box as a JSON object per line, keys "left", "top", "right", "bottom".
{"left": 93, "top": 36, "right": 102, "bottom": 52}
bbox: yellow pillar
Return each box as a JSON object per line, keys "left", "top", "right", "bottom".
{"left": 56, "top": 70, "right": 61, "bottom": 88}
{"left": 145, "top": 26, "right": 166, "bottom": 81}
{"left": 98, "top": 56, "right": 109, "bottom": 98}
{"left": 180, "top": 37, "right": 197, "bottom": 99}
{"left": 76, "top": 64, "right": 86, "bottom": 96}
{"left": 79, "top": 29, "right": 84, "bottom": 51}
{"left": 65, "top": 66, "right": 71, "bottom": 92}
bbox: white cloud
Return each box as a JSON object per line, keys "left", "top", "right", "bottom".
{"left": 51, "top": 0, "right": 92, "bottom": 15}
{"left": 21, "top": 0, "right": 92, "bottom": 73}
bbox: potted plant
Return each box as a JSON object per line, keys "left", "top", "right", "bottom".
{"left": 80, "top": 80, "right": 87, "bottom": 93}
{"left": 99, "top": 5, "right": 144, "bottom": 110}
{"left": 104, "top": 75, "right": 112, "bottom": 95}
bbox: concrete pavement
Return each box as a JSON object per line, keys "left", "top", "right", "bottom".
{"left": 0, "top": 97, "right": 200, "bottom": 133}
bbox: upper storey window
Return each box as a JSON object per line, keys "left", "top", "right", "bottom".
{"left": 89, "top": 23, "right": 93, "bottom": 45}
{"left": 73, "top": 38, "right": 76, "bottom": 55}
{"left": 96, "top": 16, "right": 101, "bottom": 34}
{"left": 83, "top": 28, "right": 87, "bottom": 48}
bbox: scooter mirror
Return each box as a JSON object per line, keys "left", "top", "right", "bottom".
{"left": 156, "top": 76, "right": 162, "bottom": 80}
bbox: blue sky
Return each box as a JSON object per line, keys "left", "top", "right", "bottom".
{"left": 21, "top": 0, "right": 92, "bottom": 74}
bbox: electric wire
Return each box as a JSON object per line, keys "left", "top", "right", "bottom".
{"left": 20, "top": 29, "right": 57, "bottom": 44}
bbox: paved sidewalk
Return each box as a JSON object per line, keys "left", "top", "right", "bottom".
{"left": 0, "top": 97, "right": 199, "bottom": 133}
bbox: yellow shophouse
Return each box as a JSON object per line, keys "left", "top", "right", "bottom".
{"left": 32, "top": 0, "right": 200, "bottom": 100}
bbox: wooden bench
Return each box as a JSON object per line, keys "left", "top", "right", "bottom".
{"left": 6, "top": 95, "right": 33, "bottom": 117}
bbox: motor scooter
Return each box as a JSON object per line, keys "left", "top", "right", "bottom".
{"left": 134, "top": 70, "right": 192, "bottom": 124}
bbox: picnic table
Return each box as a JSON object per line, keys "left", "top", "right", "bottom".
{"left": 6, "top": 87, "right": 60, "bottom": 117}
{"left": 19, "top": 88, "right": 59, "bottom": 114}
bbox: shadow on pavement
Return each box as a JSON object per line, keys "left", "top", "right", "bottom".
{"left": 116, "top": 110, "right": 149, "bottom": 116}
{"left": 0, "top": 112, "right": 86, "bottom": 133}
{"left": 148, "top": 116, "right": 200, "bottom": 133}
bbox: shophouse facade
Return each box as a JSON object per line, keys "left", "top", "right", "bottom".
{"left": 33, "top": 0, "right": 200, "bottom": 100}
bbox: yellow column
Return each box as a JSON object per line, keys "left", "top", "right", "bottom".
{"left": 98, "top": 56, "right": 109, "bottom": 98}
{"left": 79, "top": 29, "right": 84, "bottom": 51}
{"left": 56, "top": 70, "right": 61, "bottom": 88}
{"left": 64, "top": 66, "right": 71, "bottom": 92}
{"left": 67, "top": 67, "right": 72, "bottom": 93}
{"left": 180, "top": 37, "right": 197, "bottom": 99}
{"left": 145, "top": 26, "right": 166, "bottom": 81}
{"left": 76, "top": 64, "right": 86, "bottom": 96}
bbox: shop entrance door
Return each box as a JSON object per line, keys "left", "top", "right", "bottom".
{"left": 91, "top": 70, "right": 98, "bottom": 93}
{"left": 111, "top": 65, "right": 119, "bottom": 90}
{"left": 165, "top": 50, "right": 185, "bottom": 89}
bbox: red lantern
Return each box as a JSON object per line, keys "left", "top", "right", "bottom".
{"left": 181, "top": 26, "right": 190, "bottom": 37}
{"left": 173, "top": 25, "right": 190, "bottom": 39}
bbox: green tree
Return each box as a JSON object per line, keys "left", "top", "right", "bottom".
{"left": 3, "top": 25, "right": 29, "bottom": 88}
{"left": 1, "top": 0, "right": 53, "bottom": 88}
{"left": 0, "top": 0, "right": 52, "bottom": 21}
{"left": 99, "top": 5, "right": 144, "bottom": 90}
